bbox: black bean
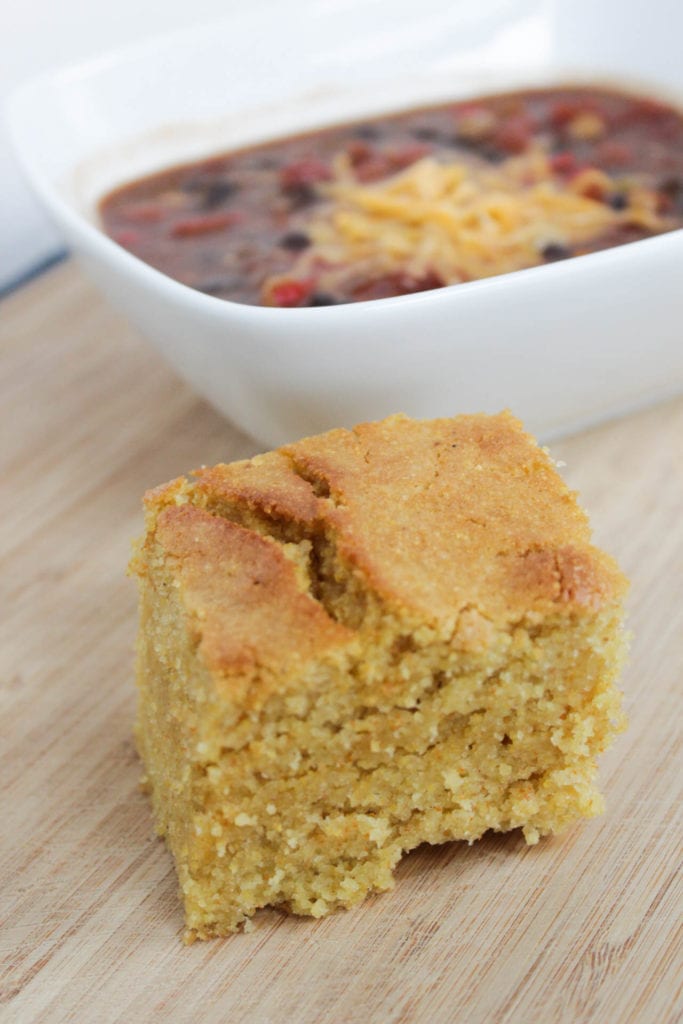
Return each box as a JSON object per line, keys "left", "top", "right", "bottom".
{"left": 279, "top": 231, "right": 311, "bottom": 252}
{"left": 454, "top": 137, "right": 505, "bottom": 162}
{"left": 197, "top": 277, "right": 240, "bottom": 296}
{"left": 413, "top": 127, "right": 442, "bottom": 141}
{"left": 660, "top": 176, "right": 682, "bottom": 196}
{"left": 354, "top": 125, "right": 381, "bottom": 140}
{"left": 607, "top": 192, "right": 628, "bottom": 210}
{"left": 308, "top": 292, "right": 338, "bottom": 306}
{"left": 181, "top": 177, "right": 239, "bottom": 207}
{"left": 200, "top": 180, "right": 239, "bottom": 209}
{"left": 283, "top": 183, "right": 318, "bottom": 208}
{"left": 480, "top": 146, "right": 506, "bottom": 164}
{"left": 541, "top": 242, "right": 571, "bottom": 261}
{"left": 658, "top": 176, "right": 683, "bottom": 214}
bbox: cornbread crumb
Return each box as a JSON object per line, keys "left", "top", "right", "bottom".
{"left": 130, "top": 412, "right": 627, "bottom": 939}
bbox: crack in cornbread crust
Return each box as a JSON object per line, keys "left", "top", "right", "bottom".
{"left": 131, "top": 412, "right": 628, "bottom": 938}
{"left": 191, "top": 412, "right": 623, "bottom": 626}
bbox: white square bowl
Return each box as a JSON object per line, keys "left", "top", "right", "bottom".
{"left": 7, "top": 0, "right": 683, "bottom": 446}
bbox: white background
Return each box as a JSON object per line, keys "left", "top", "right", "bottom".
{"left": 1, "top": 0, "right": 264, "bottom": 291}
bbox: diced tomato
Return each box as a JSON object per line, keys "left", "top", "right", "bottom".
{"left": 280, "top": 159, "right": 332, "bottom": 189}
{"left": 550, "top": 151, "right": 581, "bottom": 177}
{"left": 550, "top": 100, "right": 588, "bottom": 126}
{"left": 170, "top": 211, "right": 245, "bottom": 237}
{"left": 346, "top": 141, "right": 373, "bottom": 166}
{"left": 494, "top": 114, "right": 534, "bottom": 154}
{"left": 346, "top": 142, "right": 390, "bottom": 181}
{"left": 597, "top": 140, "right": 633, "bottom": 167}
{"left": 354, "top": 156, "right": 394, "bottom": 182}
{"left": 111, "top": 228, "right": 141, "bottom": 247}
{"left": 577, "top": 178, "right": 605, "bottom": 201}
{"left": 389, "top": 143, "right": 432, "bottom": 169}
{"left": 270, "top": 278, "right": 314, "bottom": 307}
{"left": 120, "top": 202, "right": 165, "bottom": 224}
{"left": 352, "top": 144, "right": 432, "bottom": 183}
{"left": 550, "top": 100, "right": 580, "bottom": 127}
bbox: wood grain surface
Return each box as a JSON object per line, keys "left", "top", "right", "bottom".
{"left": 1, "top": 261, "right": 681, "bottom": 1024}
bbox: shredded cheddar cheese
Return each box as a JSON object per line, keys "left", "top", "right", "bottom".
{"left": 266, "top": 148, "right": 667, "bottom": 300}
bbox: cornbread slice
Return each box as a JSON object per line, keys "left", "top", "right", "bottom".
{"left": 130, "top": 412, "right": 627, "bottom": 939}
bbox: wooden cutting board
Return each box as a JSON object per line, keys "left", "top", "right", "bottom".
{"left": 1, "top": 261, "right": 681, "bottom": 1024}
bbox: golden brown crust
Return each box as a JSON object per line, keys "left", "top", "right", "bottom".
{"left": 504, "top": 544, "right": 618, "bottom": 611}
{"left": 160, "top": 413, "right": 622, "bottom": 609}
{"left": 194, "top": 450, "right": 320, "bottom": 527}
{"left": 280, "top": 411, "right": 624, "bottom": 621}
{"left": 138, "top": 412, "right": 627, "bottom": 693}
{"left": 154, "top": 505, "right": 351, "bottom": 680}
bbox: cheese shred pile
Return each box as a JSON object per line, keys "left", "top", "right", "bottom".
{"left": 281, "top": 149, "right": 666, "bottom": 294}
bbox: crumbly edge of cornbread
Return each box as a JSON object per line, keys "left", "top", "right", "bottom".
{"left": 131, "top": 413, "right": 628, "bottom": 939}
